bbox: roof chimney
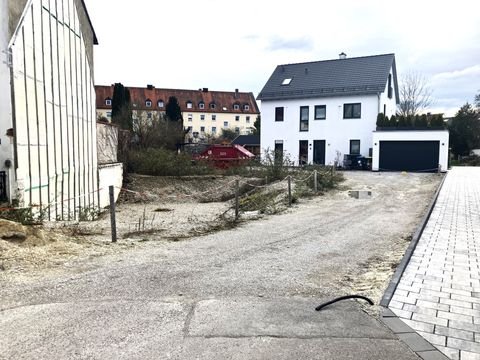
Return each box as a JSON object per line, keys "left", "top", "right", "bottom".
{"left": 147, "top": 84, "right": 154, "bottom": 90}
{"left": 234, "top": 88, "right": 239, "bottom": 98}
{"left": 339, "top": 52, "right": 347, "bottom": 59}
{"left": 202, "top": 88, "right": 208, "bottom": 92}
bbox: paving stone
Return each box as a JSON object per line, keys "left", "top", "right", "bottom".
{"left": 382, "top": 317, "right": 414, "bottom": 334}
{"left": 449, "top": 320, "right": 480, "bottom": 333}
{"left": 416, "top": 350, "right": 450, "bottom": 360}
{"left": 401, "top": 319, "right": 435, "bottom": 333}
{"left": 390, "top": 168, "right": 480, "bottom": 358}
{"left": 448, "top": 337, "right": 480, "bottom": 353}
{"left": 434, "top": 325, "right": 474, "bottom": 341}
{"left": 398, "top": 332, "right": 436, "bottom": 352}
{"left": 412, "top": 313, "right": 448, "bottom": 327}
{"left": 391, "top": 307, "right": 413, "bottom": 320}
{"left": 440, "top": 297, "right": 473, "bottom": 309}
{"left": 450, "top": 306, "right": 480, "bottom": 317}
{"left": 460, "top": 350, "right": 480, "bottom": 360}
{"left": 416, "top": 300, "right": 450, "bottom": 312}
{"left": 434, "top": 346, "right": 460, "bottom": 360}
{"left": 437, "top": 310, "right": 473, "bottom": 324}
{"left": 417, "top": 331, "right": 446, "bottom": 347}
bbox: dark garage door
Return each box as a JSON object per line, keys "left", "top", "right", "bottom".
{"left": 379, "top": 141, "right": 440, "bottom": 172}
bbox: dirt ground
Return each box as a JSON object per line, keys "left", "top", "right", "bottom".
{"left": 0, "top": 171, "right": 441, "bottom": 292}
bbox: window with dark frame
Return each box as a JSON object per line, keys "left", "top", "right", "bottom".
{"left": 275, "top": 107, "right": 284, "bottom": 122}
{"left": 299, "top": 106, "right": 309, "bottom": 131}
{"left": 314, "top": 105, "right": 326, "bottom": 120}
{"left": 350, "top": 140, "right": 360, "bottom": 155}
{"left": 388, "top": 74, "right": 393, "bottom": 99}
{"left": 343, "top": 103, "right": 361, "bottom": 119}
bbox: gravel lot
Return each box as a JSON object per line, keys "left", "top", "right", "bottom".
{"left": 0, "top": 171, "right": 442, "bottom": 359}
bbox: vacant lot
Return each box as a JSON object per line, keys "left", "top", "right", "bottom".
{"left": 1, "top": 171, "right": 441, "bottom": 297}
{"left": 0, "top": 171, "right": 441, "bottom": 359}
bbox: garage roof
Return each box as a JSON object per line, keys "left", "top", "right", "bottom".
{"left": 257, "top": 53, "right": 398, "bottom": 103}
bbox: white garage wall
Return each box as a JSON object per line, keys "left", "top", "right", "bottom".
{"left": 372, "top": 130, "right": 449, "bottom": 172}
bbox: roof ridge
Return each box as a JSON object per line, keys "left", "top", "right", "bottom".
{"left": 276, "top": 53, "right": 395, "bottom": 68}
{"left": 95, "top": 85, "right": 252, "bottom": 95}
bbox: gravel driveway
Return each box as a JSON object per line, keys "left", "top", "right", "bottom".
{"left": 0, "top": 171, "right": 441, "bottom": 359}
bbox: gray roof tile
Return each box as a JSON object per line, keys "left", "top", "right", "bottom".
{"left": 257, "top": 53, "right": 398, "bottom": 102}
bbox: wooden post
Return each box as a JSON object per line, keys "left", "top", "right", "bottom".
{"left": 288, "top": 176, "right": 292, "bottom": 207}
{"left": 235, "top": 179, "right": 239, "bottom": 220}
{"left": 314, "top": 170, "right": 318, "bottom": 194}
{"left": 109, "top": 185, "right": 117, "bottom": 243}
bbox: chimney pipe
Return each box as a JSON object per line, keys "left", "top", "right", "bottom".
{"left": 339, "top": 52, "right": 347, "bottom": 59}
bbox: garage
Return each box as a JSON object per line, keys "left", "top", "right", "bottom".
{"left": 379, "top": 141, "right": 439, "bottom": 172}
{"left": 372, "top": 130, "right": 449, "bottom": 172}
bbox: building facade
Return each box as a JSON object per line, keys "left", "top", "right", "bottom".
{"left": 0, "top": 0, "right": 102, "bottom": 219}
{"left": 258, "top": 53, "right": 399, "bottom": 166}
{"left": 95, "top": 85, "right": 260, "bottom": 141}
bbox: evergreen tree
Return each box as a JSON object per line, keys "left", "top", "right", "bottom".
{"left": 165, "top": 96, "right": 183, "bottom": 122}
{"left": 449, "top": 103, "right": 480, "bottom": 157}
{"left": 111, "top": 83, "right": 132, "bottom": 131}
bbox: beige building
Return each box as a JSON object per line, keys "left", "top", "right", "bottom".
{"left": 95, "top": 85, "right": 260, "bottom": 141}
{"left": 0, "top": 0, "right": 121, "bottom": 219}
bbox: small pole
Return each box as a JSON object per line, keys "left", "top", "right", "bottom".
{"left": 109, "top": 185, "right": 117, "bottom": 243}
{"left": 288, "top": 176, "right": 292, "bottom": 207}
{"left": 314, "top": 170, "right": 318, "bottom": 194}
{"left": 235, "top": 179, "right": 240, "bottom": 220}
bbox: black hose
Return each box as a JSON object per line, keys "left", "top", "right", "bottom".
{"left": 315, "top": 295, "right": 374, "bottom": 311}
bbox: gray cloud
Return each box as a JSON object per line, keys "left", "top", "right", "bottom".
{"left": 266, "top": 36, "right": 314, "bottom": 51}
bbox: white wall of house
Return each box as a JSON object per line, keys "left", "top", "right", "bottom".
{"left": 379, "top": 69, "right": 398, "bottom": 118}
{"left": 372, "top": 130, "right": 449, "bottom": 172}
{"left": 8, "top": 0, "right": 98, "bottom": 219}
{"left": 260, "top": 93, "right": 393, "bottom": 165}
{"left": 0, "top": 0, "right": 14, "bottom": 201}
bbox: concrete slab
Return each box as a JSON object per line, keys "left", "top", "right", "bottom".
{"left": 188, "top": 297, "right": 395, "bottom": 339}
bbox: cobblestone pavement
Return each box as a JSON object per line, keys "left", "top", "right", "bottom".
{"left": 390, "top": 167, "right": 480, "bottom": 360}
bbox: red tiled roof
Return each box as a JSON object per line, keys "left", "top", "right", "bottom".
{"left": 95, "top": 85, "right": 260, "bottom": 114}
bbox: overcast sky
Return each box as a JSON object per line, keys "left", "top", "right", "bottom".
{"left": 84, "top": 0, "right": 480, "bottom": 116}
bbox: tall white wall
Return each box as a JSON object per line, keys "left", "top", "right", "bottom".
{"left": 261, "top": 94, "right": 382, "bottom": 165}
{"left": 9, "top": 0, "right": 98, "bottom": 219}
{"left": 0, "top": 0, "right": 14, "bottom": 201}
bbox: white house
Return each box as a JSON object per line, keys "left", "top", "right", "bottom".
{"left": 0, "top": 0, "right": 122, "bottom": 220}
{"left": 258, "top": 53, "right": 399, "bottom": 166}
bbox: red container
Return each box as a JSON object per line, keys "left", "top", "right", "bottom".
{"left": 195, "top": 144, "right": 254, "bottom": 168}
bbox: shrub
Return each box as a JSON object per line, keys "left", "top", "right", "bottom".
{"left": 128, "top": 148, "right": 214, "bottom": 176}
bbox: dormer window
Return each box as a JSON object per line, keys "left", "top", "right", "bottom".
{"left": 243, "top": 104, "right": 250, "bottom": 111}
{"left": 105, "top": 98, "right": 112, "bottom": 106}
{"left": 186, "top": 101, "right": 193, "bottom": 109}
{"left": 145, "top": 99, "right": 152, "bottom": 107}
{"left": 233, "top": 104, "right": 240, "bottom": 110}
{"left": 210, "top": 102, "right": 216, "bottom": 109}
{"left": 281, "top": 78, "right": 292, "bottom": 86}
{"left": 157, "top": 100, "right": 164, "bottom": 108}
{"left": 199, "top": 101, "right": 205, "bottom": 109}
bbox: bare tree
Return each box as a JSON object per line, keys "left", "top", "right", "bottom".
{"left": 398, "top": 71, "right": 433, "bottom": 116}
{"left": 132, "top": 110, "right": 184, "bottom": 150}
